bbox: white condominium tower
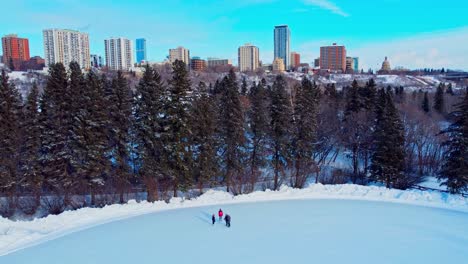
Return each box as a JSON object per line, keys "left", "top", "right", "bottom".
{"left": 43, "top": 29, "right": 90, "bottom": 69}
{"left": 104, "top": 37, "right": 134, "bottom": 71}
{"left": 169, "top": 46, "right": 190, "bottom": 66}
{"left": 238, "top": 43, "right": 259, "bottom": 72}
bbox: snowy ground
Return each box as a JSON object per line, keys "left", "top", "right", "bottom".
{"left": 0, "top": 184, "right": 467, "bottom": 263}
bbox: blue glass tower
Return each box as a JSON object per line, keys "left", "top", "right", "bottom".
{"left": 136, "top": 38, "right": 147, "bottom": 63}
{"left": 274, "top": 25, "right": 290, "bottom": 70}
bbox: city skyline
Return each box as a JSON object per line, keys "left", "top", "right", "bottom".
{"left": 0, "top": 0, "right": 467, "bottom": 70}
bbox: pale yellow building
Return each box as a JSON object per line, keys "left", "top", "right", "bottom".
{"left": 238, "top": 43, "right": 259, "bottom": 72}
{"left": 272, "top": 57, "right": 285, "bottom": 72}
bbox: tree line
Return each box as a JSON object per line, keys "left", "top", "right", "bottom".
{"left": 0, "top": 61, "right": 466, "bottom": 218}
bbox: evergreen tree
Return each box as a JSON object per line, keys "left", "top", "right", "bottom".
{"left": 270, "top": 75, "right": 292, "bottom": 190}
{"left": 247, "top": 79, "right": 270, "bottom": 191}
{"left": 434, "top": 83, "right": 445, "bottom": 113}
{"left": 0, "top": 70, "right": 22, "bottom": 200}
{"left": 8, "top": 58, "right": 15, "bottom": 71}
{"left": 438, "top": 90, "right": 468, "bottom": 194}
{"left": 19, "top": 83, "right": 42, "bottom": 204}
{"left": 345, "top": 80, "right": 361, "bottom": 115}
{"left": 219, "top": 69, "right": 246, "bottom": 192}
{"left": 192, "top": 82, "right": 219, "bottom": 193}
{"left": 134, "top": 65, "right": 166, "bottom": 201}
{"left": 422, "top": 91, "right": 430, "bottom": 113}
{"left": 81, "top": 70, "right": 110, "bottom": 204}
{"left": 241, "top": 76, "right": 248, "bottom": 95}
{"left": 291, "top": 78, "right": 318, "bottom": 188}
{"left": 446, "top": 83, "right": 454, "bottom": 95}
{"left": 164, "top": 60, "right": 194, "bottom": 196}
{"left": 106, "top": 72, "right": 133, "bottom": 203}
{"left": 39, "top": 63, "right": 75, "bottom": 198}
{"left": 360, "top": 79, "right": 377, "bottom": 110}
{"left": 370, "top": 89, "right": 406, "bottom": 188}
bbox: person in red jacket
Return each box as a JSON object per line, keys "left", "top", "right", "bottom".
{"left": 218, "top": 209, "right": 223, "bottom": 222}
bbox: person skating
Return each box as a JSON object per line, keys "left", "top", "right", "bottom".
{"left": 218, "top": 209, "right": 223, "bottom": 222}
{"left": 224, "top": 214, "right": 231, "bottom": 227}
{"left": 211, "top": 214, "right": 216, "bottom": 225}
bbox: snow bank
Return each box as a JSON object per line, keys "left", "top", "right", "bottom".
{"left": 0, "top": 183, "right": 466, "bottom": 256}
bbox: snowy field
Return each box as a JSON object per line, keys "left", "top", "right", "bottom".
{"left": 0, "top": 184, "right": 467, "bottom": 263}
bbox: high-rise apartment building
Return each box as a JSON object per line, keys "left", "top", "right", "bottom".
{"left": 290, "top": 52, "right": 300, "bottom": 69}
{"left": 319, "top": 43, "right": 346, "bottom": 72}
{"left": 104, "top": 37, "right": 134, "bottom": 71}
{"left": 1, "top": 34, "right": 30, "bottom": 70}
{"left": 136, "top": 38, "right": 147, "bottom": 63}
{"left": 238, "top": 43, "right": 259, "bottom": 72}
{"left": 207, "top": 58, "right": 232, "bottom": 68}
{"left": 169, "top": 46, "right": 190, "bottom": 66}
{"left": 43, "top": 29, "right": 90, "bottom": 69}
{"left": 346, "top": 57, "right": 354, "bottom": 73}
{"left": 274, "top": 25, "right": 290, "bottom": 69}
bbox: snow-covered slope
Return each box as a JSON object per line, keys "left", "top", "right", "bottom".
{"left": 0, "top": 183, "right": 466, "bottom": 258}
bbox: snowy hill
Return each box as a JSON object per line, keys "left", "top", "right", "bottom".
{"left": 0, "top": 184, "right": 467, "bottom": 263}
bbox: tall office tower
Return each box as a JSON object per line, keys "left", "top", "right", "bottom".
{"left": 43, "top": 29, "right": 90, "bottom": 69}
{"left": 319, "top": 43, "right": 346, "bottom": 72}
{"left": 1, "top": 34, "right": 30, "bottom": 70}
{"left": 104, "top": 37, "right": 134, "bottom": 71}
{"left": 169, "top": 46, "right": 190, "bottom": 66}
{"left": 136, "top": 38, "right": 147, "bottom": 63}
{"left": 238, "top": 43, "right": 259, "bottom": 72}
{"left": 353, "top": 57, "right": 359, "bottom": 72}
{"left": 274, "top": 25, "right": 290, "bottom": 69}
{"left": 290, "top": 51, "right": 300, "bottom": 69}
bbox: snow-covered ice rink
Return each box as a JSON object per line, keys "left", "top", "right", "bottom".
{"left": 1, "top": 197, "right": 467, "bottom": 264}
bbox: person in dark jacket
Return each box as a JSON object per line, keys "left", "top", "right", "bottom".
{"left": 224, "top": 214, "right": 231, "bottom": 227}
{"left": 212, "top": 214, "right": 216, "bottom": 225}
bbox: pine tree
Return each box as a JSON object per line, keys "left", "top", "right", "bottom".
{"left": 219, "top": 69, "right": 246, "bottom": 192}
{"left": 0, "top": 70, "right": 22, "bottom": 202}
{"left": 82, "top": 70, "right": 110, "bottom": 204}
{"left": 164, "top": 60, "right": 194, "bottom": 196}
{"left": 19, "top": 83, "right": 42, "bottom": 205}
{"left": 434, "top": 83, "right": 445, "bottom": 113}
{"left": 40, "top": 63, "right": 75, "bottom": 198}
{"left": 241, "top": 77, "right": 248, "bottom": 95}
{"left": 370, "top": 89, "right": 406, "bottom": 188}
{"left": 192, "top": 82, "right": 219, "bottom": 193}
{"left": 446, "top": 83, "right": 454, "bottom": 95}
{"left": 247, "top": 79, "right": 270, "bottom": 191}
{"left": 291, "top": 78, "right": 318, "bottom": 188}
{"left": 438, "top": 90, "right": 468, "bottom": 194}
{"left": 345, "top": 80, "right": 361, "bottom": 115}
{"left": 360, "top": 79, "right": 377, "bottom": 110}
{"left": 8, "top": 58, "right": 15, "bottom": 71}
{"left": 422, "top": 91, "right": 430, "bottom": 113}
{"left": 134, "top": 65, "right": 166, "bottom": 202}
{"left": 270, "top": 74, "right": 292, "bottom": 190}
{"left": 106, "top": 71, "right": 133, "bottom": 203}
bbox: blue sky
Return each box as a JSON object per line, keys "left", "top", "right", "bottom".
{"left": 1, "top": 0, "right": 467, "bottom": 70}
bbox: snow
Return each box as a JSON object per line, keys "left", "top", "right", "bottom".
{"left": 0, "top": 183, "right": 466, "bottom": 262}
{"left": 7, "top": 71, "right": 30, "bottom": 82}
